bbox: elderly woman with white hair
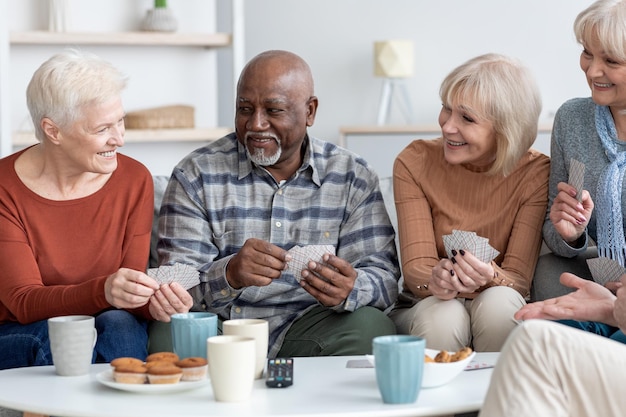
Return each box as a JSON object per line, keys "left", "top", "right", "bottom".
{"left": 519, "top": 0, "right": 626, "bottom": 344}
{"left": 389, "top": 53, "right": 550, "bottom": 352}
{"left": 0, "top": 49, "right": 192, "bottom": 370}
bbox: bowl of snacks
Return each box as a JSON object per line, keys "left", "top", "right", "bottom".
{"left": 366, "top": 346, "right": 475, "bottom": 388}
{"left": 422, "top": 347, "right": 475, "bottom": 388}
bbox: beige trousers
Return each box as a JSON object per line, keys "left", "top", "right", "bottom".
{"left": 479, "top": 319, "right": 626, "bottom": 417}
{"left": 389, "top": 286, "right": 525, "bottom": 352}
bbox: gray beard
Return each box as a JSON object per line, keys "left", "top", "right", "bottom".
{"left": 247, "top": 145, "right": 282, "bottom": 166}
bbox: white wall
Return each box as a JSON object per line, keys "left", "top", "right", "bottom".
{"left": 240, "top": 0, "right": 594, "bottom": 177}
{"left": 6, "top": 0, "right": 595, "bottom": 177}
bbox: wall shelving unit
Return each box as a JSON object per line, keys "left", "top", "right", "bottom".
{"left": 0, "top": 1, "right": 246, "bottom": 159}
{"left": 4, "top": 31, "right": 232, "bottom": 149}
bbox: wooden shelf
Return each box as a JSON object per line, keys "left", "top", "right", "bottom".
{"left": 10, "top": 31, "right": 231, "bottom": 47}
{"left": 338, "top": 123, "right": 554, "bottom": 147}
{"left": 13, "top": 127, "right": 232, "bottom": 146}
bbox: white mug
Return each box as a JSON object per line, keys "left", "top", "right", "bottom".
{"left": 222, "top": 319, "right": 269, "bottom": 379}
{"left": 207, "top": 335, "right": 256, "bottom": 402}
{"left": 48, "top": 315, "right": 97, "bottom": 376}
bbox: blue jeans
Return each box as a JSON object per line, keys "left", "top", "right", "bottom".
{"left": 557, "top": 319, "right": 626, "bottom": 344}
{"left": 0, "top": 310, "right": 149, "bottom": 370}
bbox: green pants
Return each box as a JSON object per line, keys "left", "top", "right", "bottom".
{"left": 277, "top": 305, "right": 396, "bottom": 357}
{"left": 147, "top": 305, "right": 396, "bottom": 356}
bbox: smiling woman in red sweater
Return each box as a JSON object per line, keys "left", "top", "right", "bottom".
{"left": 0, "top": 49, "right": 192, "bottom": 370}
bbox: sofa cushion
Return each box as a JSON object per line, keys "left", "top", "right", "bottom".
{"left": 150, "top": 175, "right": 170, "bottom": 269}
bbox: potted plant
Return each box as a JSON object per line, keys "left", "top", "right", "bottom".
{"left": 141, "top": 0, "right": 178, "bottom": 32}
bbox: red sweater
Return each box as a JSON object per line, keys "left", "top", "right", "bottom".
{"left": 0, "top": 149, "right": 154, "bottom": 324}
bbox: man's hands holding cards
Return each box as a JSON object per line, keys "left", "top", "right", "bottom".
{"left": 287, "top": 244, "right": 357, "bottom": 307}
{"left": 226, "top": 238, "right": 352, "bottom": 307}
{"left": 286, "top": 244, "right": 336, "bottom": 282}
{"left": 549, "top": 158, "right": 594, "bottom": 243}
{"left": 430, "top": 230, "right": 500, "bottom": 299}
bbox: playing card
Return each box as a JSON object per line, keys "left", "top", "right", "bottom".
{"left": 569, "top": 158, "right": 585, "bottom": 202}
{"left": 453, "top": 230, "right": 476, "bottom": 252}
{"left": 346, "top": 359, "right": 372, "bottom": 368}
{"left": 147, "top": 263, "right": 200, "bottom": 290}
{"left": 442, "top": 230, "right": 499, "bottom": 263}
{"left": 442, "top": 234, "right": 456, "bottom": 258}
{"left": 465, "top": 360, "right": 495, "bottom": 371}
{"left": 286, "top": 244, "right": 335, "bottom": 281}
{"left": 586, "top": 257, "right": 626, "bottom": 285}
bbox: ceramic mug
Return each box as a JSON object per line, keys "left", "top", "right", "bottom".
{"left": 171, "top": 312, "right": 218, "bottom": 359}
{"left": 222, "top": 318, "right": 269, "bottom": 379}
{"left": 207, "top": 335, "right": 256, "bottom": 402}
{"left": 373, "top": 334, "right": 425, "bottom": 404}
{"left": 48, "top": 315, "right": 97, "bottom": 376}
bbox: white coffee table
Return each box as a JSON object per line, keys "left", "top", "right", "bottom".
{"left": 0, "top": 353, "right": 498, "bottom": 417}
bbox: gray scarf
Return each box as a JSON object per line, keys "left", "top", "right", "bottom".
{"left": 594, "top": 104, "right": 626, "bottom": 266}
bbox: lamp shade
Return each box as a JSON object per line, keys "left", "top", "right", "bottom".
{"left": 374, "top": 40, "right": 414, "bottom": 78}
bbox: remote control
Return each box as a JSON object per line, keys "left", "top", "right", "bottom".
{"left": 265, "top": 358, "right": 293, "bottom": 388}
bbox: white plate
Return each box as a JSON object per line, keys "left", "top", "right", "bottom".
{"left": 95, "top": 369, "right": 209, "bottom": 394}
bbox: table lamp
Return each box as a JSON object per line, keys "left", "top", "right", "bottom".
{"left": 373, "top": 40, "right": 415, "bottom": 125}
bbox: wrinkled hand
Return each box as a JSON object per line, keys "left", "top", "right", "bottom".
{"left": 515, "top": 272, "right": 616, "bottom": 324}
{"left": 605, "top": 280, "right": 623, "bottom": 294}
{"left": 429, "top": 250, "right": 493, "bottom": 300}
{"left": 148, "top": 282, "right": 194, "bottom": 322}
{"left": 299, "top": 254, "right": 356, "bottom": 307}
{"left": 549, "top": 182, "right": 594, "bottom": 244}
{"left": 226, "top": 238, "right": 290, "bottom": 289}
{"left": 449, "top": 249, "right": 493, "bottom": 289}
{"left": 429, "top": 258, "right": 460, "bottom": 300}
{"left": 104, "top": 268, "right": 159, "bottom": 309}
{"left": 613, "top": 275, "right": 626, "bottom": 332}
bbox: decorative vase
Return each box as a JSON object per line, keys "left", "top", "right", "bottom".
{"left": 141, "top": 7, "right": 178, "bottom": 32}
{"left": 48, "top": 0, "right": 68, "bottom": 32}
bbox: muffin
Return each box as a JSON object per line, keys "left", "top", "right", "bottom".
{"left": 112, "top": 363, "right": 148, "bottom": 384}
{"left": 146, "top": 352, "right": 179, "bottom": 364}
{"left": 110, "top": 357, "right": 144, "bottom": 369}
{"left": 147, "top": 364, "right": 183, "bottom": 384}
{"left": 145, "top": 360, "right": 176, "bottom": 370}
{"left": 175, "top": 357, "right": 208, "bottom": 381}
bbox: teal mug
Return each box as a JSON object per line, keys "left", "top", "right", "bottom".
{"left": 171, "top": 312, "right": 218, "bottom": 359}
{"left": 373, "top": 335, "right": 425, "bottom": 404}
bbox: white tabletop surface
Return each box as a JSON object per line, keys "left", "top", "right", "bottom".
{"left": 0, "top": 353, "right": 498, "bottom": 417}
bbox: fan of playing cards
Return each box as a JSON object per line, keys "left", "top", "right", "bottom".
{"left": 147, "top": 263, "right": 200, "bottom": 290}
{"left": 285, "top": 244, "right": 336, "bottom": 282}
{"left": 586, "top": 257, "right": 626, "bottom": 285}
{"left": 442, "top": 230, "right": 500, "bottom": 263}
{"left": 569, "top": 158, "right": 585, "bottom": 202}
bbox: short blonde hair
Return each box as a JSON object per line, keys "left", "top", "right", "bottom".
{"left": 26, "top": 48, "right": 127, "bottom": 142}
{"left": 439, "top": 53, "right": 542, "bottom": 176}
{"left": 574, "top": 0, "right": 626, "bottom": 62}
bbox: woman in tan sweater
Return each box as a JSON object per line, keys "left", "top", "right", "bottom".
{"left": 388, "top": 53, "right": 550, "bottom": 352}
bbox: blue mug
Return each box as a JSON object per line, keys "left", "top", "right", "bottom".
{"left": 373, "top": 335, "right": 425, "bottom": 404}
{"left": 171, "top": 312, "right": 218, "bottom": 359}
